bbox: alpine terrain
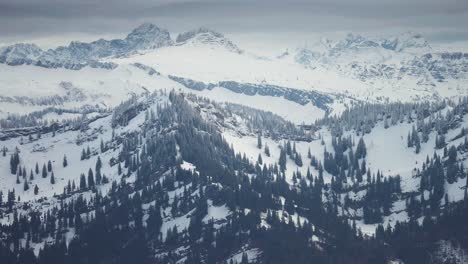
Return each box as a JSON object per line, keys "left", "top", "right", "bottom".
{"left": 0, "top": 23, "right": 468, "bottom": 264}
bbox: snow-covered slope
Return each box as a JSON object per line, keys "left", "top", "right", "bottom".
{"left": 1, "top": 24, "right": 468, "bottom": 126}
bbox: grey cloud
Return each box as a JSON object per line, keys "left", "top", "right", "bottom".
{"left": 0, "top": 0, "right": 467, "bottom": 45}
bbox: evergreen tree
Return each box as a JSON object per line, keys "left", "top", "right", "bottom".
{"left": 23, "top": 180, "right": 29, "bottom": 191}
{"left": 9, "top": 150, "right": 20, "bottom": 175}
{"left": 100, "top": 139, "right": 105, "bottom": 152}
{"left": 42, "top": 164, "right": 47, "bottom": 178}
{"left": 88, "top": 168, "right": 95, "bottom": 188}
{"left": 80, "top": 149, "right": 86, "bottom": 160}
{"left": 356, "top": 137, "right": 367, "bottom": 159}
{"left": 295, "top": 153, "right": 303, "bottom": 167}
{"left": 34, "top": 185, "right": 39, "bottom": 195}
{"left": 50, "top": 171, "right": 55, "bottom": 184}
{"left": 279, "top": 148, "right": 287, "bottom": 172}
{"left": 63, "top": 155, "right": 68, "bottom": 167}
{"left": 241, "top": 252, "right": 249, "bottom": 264}
{"left": 96, "top": 156, "right": 102, "bottom": 172}
{"left": 286, "top": 141, "right": 292, "bottom": 156}
{"left": 79, "top": 174, "right": 87, "bottom": 190}
{"left": 264, "top": 144, "right": 270, "bottom": 157}
{"left": 257, "top": 154, "right": 263, "bottom": 165}
{"left": 47, "top": 160, "right": 52, "bottom": 172}
{"left": 257, "top": 134, "right": 262, "bottom": 149}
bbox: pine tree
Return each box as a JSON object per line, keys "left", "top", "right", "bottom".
{"left": 2, "top": 146, "right": 6, "bottom": 157}
{"left": 414, "top": 133, "right": 421, "bottom": 154}
{"left": 96, "top": 156, "right": 102, "bottom": 172}
{"left": 286, "top": 141, "right": 292, "bottom": 156}
{"left": 34, "top": 185, "right": 39, "bottom": 195}
{"left": 47, "top": 160, "right": 52, "bottom": 172}
{"left": 257, "top": 154, "right": 263, "bottom": 165}
{"left": 80, "top": 149, "right": 86, "bottom": 160}
{"left": 295, "top": 153, "right": 303, "bottom": 167}
{"left": 35, "top": 162, "right": 39, "bottom": 174}
{"left": 66, "top": 180, "right": 72, "bottom": 193}
{"left": 88, "top": 168, "right": 95, "bottom": 188}
{"left": 79, "top": 174, "right": 87, "bottom": 190}
{"left": 50, "top": 171, "right": 55, "bottom": 184}
{"left": 9, "top": 151, "right": 20, "bottom": 175}
{"left": 264, "top": 144, "right": 270, "bottom": 157}
{"left": 279, "top": 148, "right": 287, "bottom": 172}
{"left": 241, "top": 252, "right": 249, "bottom": 264}
{"left": 42, "top": 164, "right": 47, "bottom": 178}
{"left": 100, "top": 139, "right": 105, "bottom": 152}
{"left": 23, "top": 180, "right": 29, "bottom": 191}
{"left": 29, "top": 170, "right": 34, "bottom": 180}
{"left": 257, "top": 134, "right": 262, "bottom": 149}
{"left": 356, "top": 138, "right": 367, "bottom": 159}
{"left": 63, "top": 155, "right": 68, "bottom": 167}
{"left": 95, "top": 169, "right": 102, "bottom": 185}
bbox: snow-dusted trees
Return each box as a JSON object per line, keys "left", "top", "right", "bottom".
{"left": 435, "top": 134, "right": 446, "bottom": 149}
{"left": 23, "top": 180, "right": 29, "bottom": 191}
{"left": 264, "top": 144, "right": 270, "bottom": 157}
{"left": 87, "top": 168, "right": 95, "bottom": 188}
{"left": 9, "top": 150, "right": 20, "bottom": 175}
{"left": 47, "top": 160, "right": 52, "bottom": 172}
{"left": 294, "top": 152, "right": 303, "bottom": 167}
{"left": 50, "top": 171, "right": 55, "bottom": 184}
{"left": 355, "top": 138, "right": 367, "bottom": 159}
{"left": 407, "top": 126, "right": 421, "bottom": 153}
{"left": 257, "top": 153, "right": 263, "bottom": 165}
{"left": 279, "top": 148, "right": 287, "bottom": 172}
{"left": 63, "top": 155, "right": 68, "bottom": 167}
{"left": 79, "top": 173, "right": 86, "bottom": 190}
{"left": 41, "top": 164, "right": 47, "bottom": 178}
{"left": 95, "top": 156, "right": 102, "bottom": 185}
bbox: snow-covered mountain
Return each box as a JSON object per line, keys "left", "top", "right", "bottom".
{"left": 0, "top": 23, "right": 172, "bottom": 70}
{"left": 175, "top": 27, "right": 243, "bottom": 53}
{"left": 1, "top": 24, "right": 467, "bottom": 107}
{"left": 1, "top": 23, "right": 468, "bottom": 264}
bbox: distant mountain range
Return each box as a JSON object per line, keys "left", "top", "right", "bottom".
{"left": 1, "top": 23, "right": 467, "bottom": 120}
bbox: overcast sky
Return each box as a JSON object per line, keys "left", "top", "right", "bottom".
{"left": 1, "top": 0, "right": 467, "bottom": 51}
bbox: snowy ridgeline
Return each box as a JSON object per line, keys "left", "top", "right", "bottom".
{"left": 1, "top": 23, "right": 468, "bottom": 125}
{"left": 0, "top": 90, "right": 468, "bottom": 263}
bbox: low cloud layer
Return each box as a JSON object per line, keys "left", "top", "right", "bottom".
{"left": 1, "top": 0, "right": 467, "bottom": 47}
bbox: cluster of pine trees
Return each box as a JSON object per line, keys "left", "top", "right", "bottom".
{"left": 1, "top": 91, "right": 468, "bottom": 264}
